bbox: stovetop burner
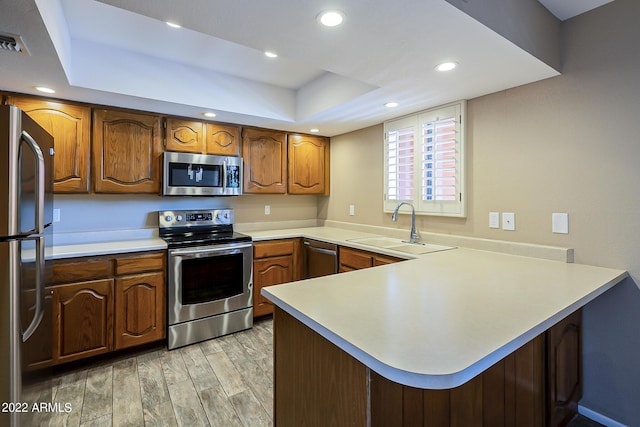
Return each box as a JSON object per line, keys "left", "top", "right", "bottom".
{"left": 158, "top": 208, "right": 251, "bottom": 248}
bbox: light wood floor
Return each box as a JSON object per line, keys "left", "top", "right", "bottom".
{"left": 49, "top": 317, "right": 274, "bottom": 427}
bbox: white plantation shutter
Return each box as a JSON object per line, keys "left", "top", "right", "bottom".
{"left": 384, "top": 101, "right": 466, "bottom": 217}
{"left": 421, "top": 116, "right": 457, "bottom": 201}
{"left": 386, "top": 124, "right": 415, "bottom": 202}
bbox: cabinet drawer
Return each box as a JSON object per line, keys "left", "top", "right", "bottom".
{"left": 339, "top": 247, "right": 373, "bottom": 270}
{"left": 254, "top": 240, "right": 295, "bottom": 259}
{"left": 374, "top": 254, "right": 404, "bottom": 266}
{"left": 54, "top": 258, "right": 110, "bottom": 284}
{"left": 114, "top": 252, "right": 165, "bottom": 275}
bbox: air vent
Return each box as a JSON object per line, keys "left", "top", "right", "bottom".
{"left": 0, "top": 33, "right": 29, "bottom": 55}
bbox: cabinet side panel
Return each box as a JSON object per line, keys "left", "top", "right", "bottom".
{"left": 370, "top": 371, "right": 403, "bottom": 427}
{"left": 273, "top": 307, "right": 368, "bottom": 426}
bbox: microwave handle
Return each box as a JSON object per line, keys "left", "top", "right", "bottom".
{"left": 222, "top": 159, "right": 227, "bottom": 192}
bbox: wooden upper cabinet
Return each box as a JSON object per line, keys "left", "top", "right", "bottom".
{"left": 288, "top": 134, "right": 330, "bottom": 195}
{"left": 165, "top": 118, "right": 240, "bottom": 156}
{"left": 205, "top": 122, "right": 240, "bottom": 155}
{"left": 242, "top": 128, "right": 287, "bottom": 194}
{"left": 6, "top": 96, "right": 91, "bottom": 193}
{"left": 93, "top": 109, "right": 162, "bottom": 193}
{"left": 164, "top": 118, "right": 204, "bottom": 153}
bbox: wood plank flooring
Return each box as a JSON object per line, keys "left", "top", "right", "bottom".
{"left": 49, "top": 317, "right": 274, "bottom": 427}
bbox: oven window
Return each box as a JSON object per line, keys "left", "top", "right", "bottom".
{"left": 181, "top": 253, "right": 244, "bottom": 304}
{"left": 169, "top": 162, "right": 222, "bottom": 187}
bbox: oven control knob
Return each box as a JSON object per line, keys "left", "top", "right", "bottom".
{"left": 164, "top": 215, "right": 172, "bottom": 222}
{"left": 176, "top": 215, "right": 183, "bottom": 222}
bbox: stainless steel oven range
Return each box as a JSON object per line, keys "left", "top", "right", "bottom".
{"left": 159, "top": 208, "right": 253, "bottom": 350}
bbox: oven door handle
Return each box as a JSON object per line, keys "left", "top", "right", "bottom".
{"left": 169, "top": 242, "right": 252, "bottom": 257}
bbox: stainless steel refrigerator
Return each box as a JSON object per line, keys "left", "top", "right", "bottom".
{"left": 1, "top": 105, "right": 54, "bottom": 426}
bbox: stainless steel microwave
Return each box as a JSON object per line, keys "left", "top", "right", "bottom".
{"left": 162, "top": 152, "right": 242, "bottom": 196}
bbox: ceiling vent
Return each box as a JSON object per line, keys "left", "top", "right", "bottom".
{"left": 0, "top": 33, "right": 30, "bottom": 55}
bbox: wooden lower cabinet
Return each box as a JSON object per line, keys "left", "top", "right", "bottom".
{"left": 274, "top": 307, "right": 581, "bottom": 427}
{"left": 52, "top": 279, "right": 114, "bottom": 365}
{"left": 51, "top": 251, "right": 166, "bottom": 365}
{"left": 253, "top": 239, "right": 301, "bottom": 317}
{"left": 546, "top": 309, "right": 582, "bottom": 427}
{"left": 114, "top": 271, "right": 165, "bottom": 350}
{"left": 339, "top": 246, "right": 404, "bottom": 272}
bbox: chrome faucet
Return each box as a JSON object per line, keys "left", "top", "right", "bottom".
{"left": 391, "top": 202, "right": 420, "bottom": 244}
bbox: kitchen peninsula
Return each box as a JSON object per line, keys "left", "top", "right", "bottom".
{"left": 261, "top": 244, "right": 627, "bottom": 426}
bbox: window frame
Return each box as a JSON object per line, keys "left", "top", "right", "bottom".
{"left": 383, "top": 100, "right": 467, "bottom": 217}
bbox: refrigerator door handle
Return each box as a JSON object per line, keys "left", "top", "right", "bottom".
{"left": 22, "top": 237, "right": 45, "bottom": 342}
{"left": 21, "top": 130, "right": 46, "bottom": 234}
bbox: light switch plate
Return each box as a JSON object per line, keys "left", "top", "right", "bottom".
{"left": 264, "top": 205, "right": 270, "bottom": 215}
{"left": 53, "top": 208, "right": 61, "bottom": 223}
{"left": 489, "top": 212, "right": 500, "bottom": 228}
{"left": 552, "top": 213, "right": 569, "bottom": 234}
{"left": 349, "top": 204, "right": 355, "bottom": 216}
{"left": 502, "top": 212, "right": 516, "bottom": 231}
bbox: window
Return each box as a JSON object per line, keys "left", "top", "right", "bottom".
{"left": 384, "top": 101, "right": 466, "bottom": 217}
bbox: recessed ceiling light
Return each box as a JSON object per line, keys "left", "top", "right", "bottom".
{"left": 435, "top": 62, "right": 458, "bottom": 72}
{"left": 264, "top": 51, "right": 278, "bottom": 58}
{"left": 166, "top": 21, "right": 181, "bottom": 29}
{"left": 317, "top": 10, "right": 344, "bottom": 27}
{"left": 34, "top": 86, "right": 55, "bottom": 94}
{"left": 203, "top": 112, "right": 217, "bottom": 118}
{"left": 310, "top": 128, "right": 320, "bottom": 133}
{"left": 385, "top": 102, "right": 399, "bottom": 108}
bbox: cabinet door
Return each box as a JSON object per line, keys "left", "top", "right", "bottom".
{"left": 339, "top": 247, "right": 374, "bottom": 271}
{"left": 253, "top": 255, "right": 293, "bottom": 317}
{"left": 546, "top": 309, "right": 582, "bottom": 427}
{"left": 288, "top": 134, "right": 329, "bottom": 195}
{"left": 115, "top": 272, "right": 165, "bottom": 350}
{"left": 52, "top": 279, "right": 113, "bottom": 364}
{"left": 242, "top": 128, "right": 287, "bottom": 193}
{"left": 92, "top": 109, "right": 162, "bottom": 193}
{"left": 6, "top": 96, "right": 91, "bottom": 193}
{"left": 165, "top": 118, "right": 204, "bottom": 153}
{"left": 205, "top": 122, "right": 240, "bottom": 156}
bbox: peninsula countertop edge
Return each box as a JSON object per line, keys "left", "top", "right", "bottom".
{"left": 261, "top": 246, "right": 628, "bottom": 389}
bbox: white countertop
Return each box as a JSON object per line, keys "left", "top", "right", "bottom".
{"left": 261, "top": 244, "right": 628, "bottom": 390}
{"left": 52, "top": 229, "right": 166, "bottom": 259}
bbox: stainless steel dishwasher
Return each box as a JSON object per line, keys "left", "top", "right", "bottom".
{"left": 303, "top": 238, "right": 338, "bottom": 279}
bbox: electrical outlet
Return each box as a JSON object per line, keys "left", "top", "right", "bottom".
{"left": 489, "top": 212, "right": 499, "bottom": 228}
{"left": 53, "top": 208, "right": 61, "bottom": 223}
{"left": 264, "top": 205, "right": 270, "bottom": 215}
{"left": 349, "top": 204, "right": 355, "bottom": 216}
{"left": 502, "top": 212, "right": 515, "bottom": 231}
{"left": 552, "top": 213, "right": 569, "bottom": 234}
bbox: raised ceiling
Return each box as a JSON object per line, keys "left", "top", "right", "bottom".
{"left": 0, "top": 0, "right": 613, "bottom": 136}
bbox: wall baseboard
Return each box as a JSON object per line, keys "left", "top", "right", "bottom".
{"left": 579, "top": 405, "right": 628, "bottom": 427}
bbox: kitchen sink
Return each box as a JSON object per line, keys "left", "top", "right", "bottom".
{"left": 346, "top": 236, "right": 454, "bottom": 255}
